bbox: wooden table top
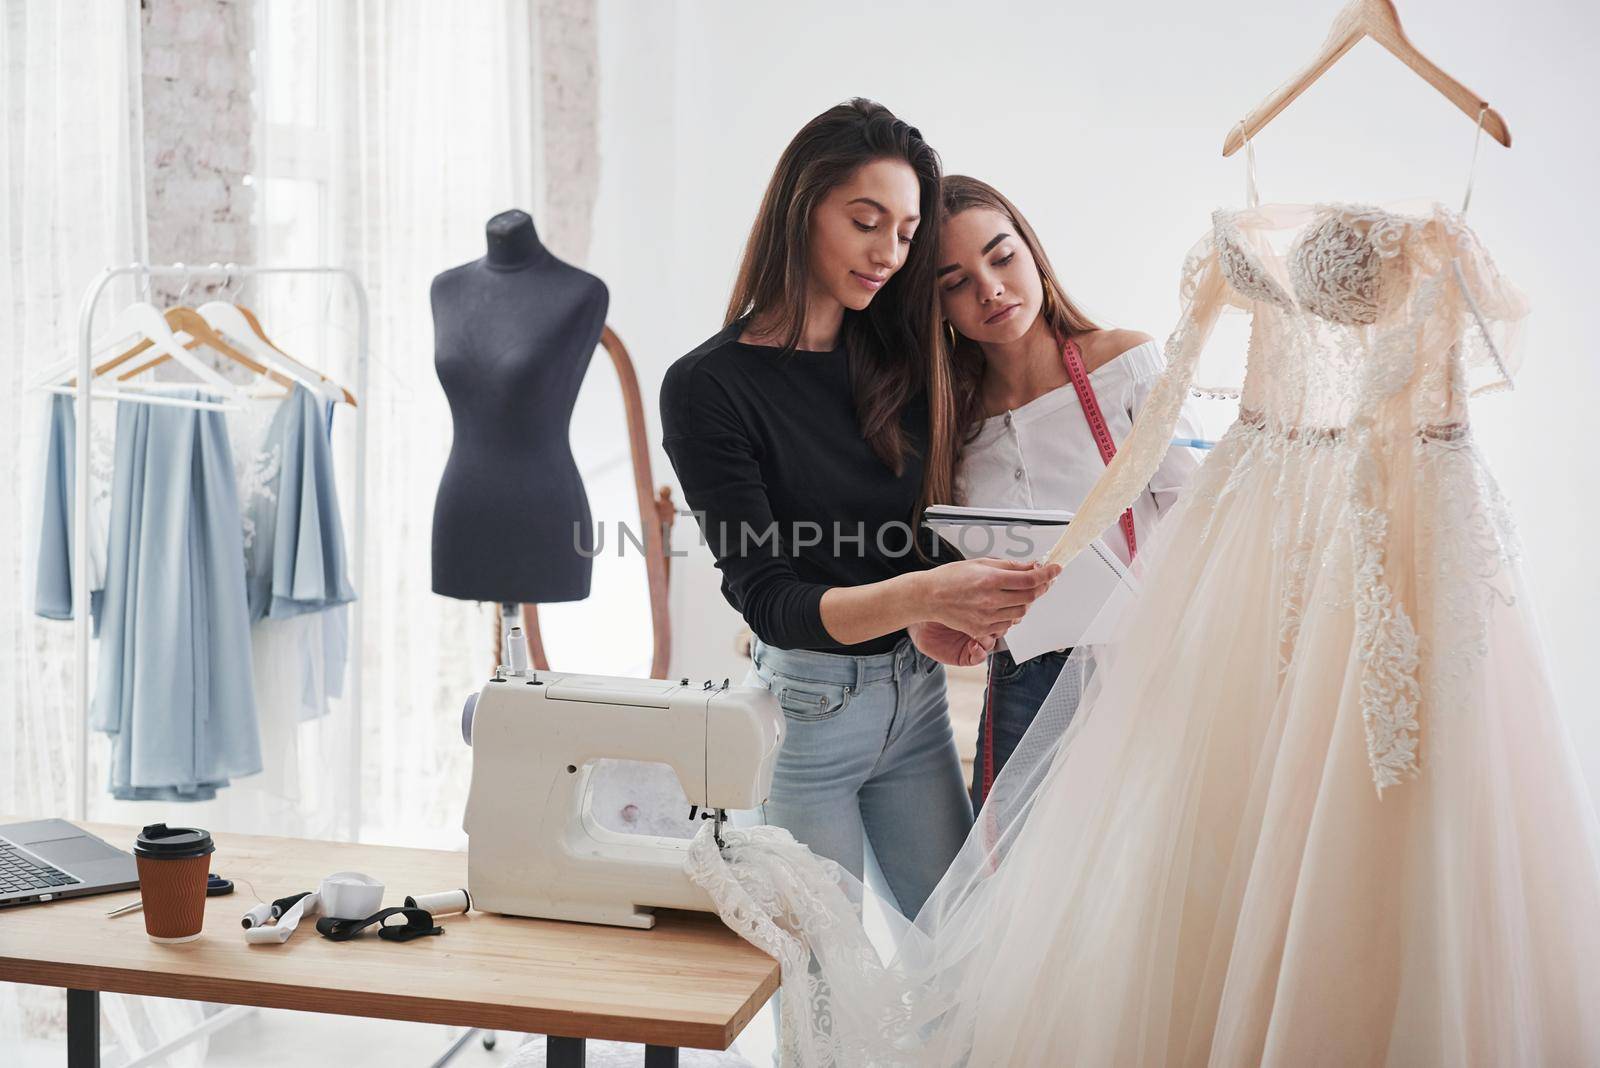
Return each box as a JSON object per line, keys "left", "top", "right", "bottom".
{"left": 0, "top": 819, "right": 779, "bottom": 1050}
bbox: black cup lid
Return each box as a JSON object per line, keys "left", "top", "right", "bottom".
{"left": 134, "top": 823, "right": 215, "bottom": 859}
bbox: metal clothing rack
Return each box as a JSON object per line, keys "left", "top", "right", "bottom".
{"left": 68, "top": 262, "right": 370, "bottom": 843}
{"left": 63, "top": 262, "right": 493, "bottom": 1068}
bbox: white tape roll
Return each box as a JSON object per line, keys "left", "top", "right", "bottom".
{"left": 319, "top": 871, "right": 385, "bottom": 920}
{"left": 403, "top": 888, "right": 472, "bottom": 917}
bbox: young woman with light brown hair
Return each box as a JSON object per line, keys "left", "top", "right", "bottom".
{"left": 920, "top": 175, "right": 1205, "bottom": 808}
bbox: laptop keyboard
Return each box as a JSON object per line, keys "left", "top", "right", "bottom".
{"left": 0, "top": 838, "right": 80, "bottom": 894}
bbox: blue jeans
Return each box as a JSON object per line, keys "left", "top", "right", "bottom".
{"left": 970, "top": 648, "right": 1074, "bottom": 810}
{"left": 742, "top": 635, "right": 973, "bottom": 918}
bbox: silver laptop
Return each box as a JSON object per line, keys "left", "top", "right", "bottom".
{"left": 0, "top": 818, "right": 139, "bottom": 907}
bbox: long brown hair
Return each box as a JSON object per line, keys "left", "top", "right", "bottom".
{"left": 941, "top": 175, "right": 1100, "bottom": 448}
{"left": 725, "top": 98, "right": 956, "bottom": 521}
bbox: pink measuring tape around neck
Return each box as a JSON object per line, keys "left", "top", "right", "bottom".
{"left": 977, "top": 335, "right": 1138, "bottom": 807}
{"left": 1061, "top": 335, "right": 1137, "bottom": 562}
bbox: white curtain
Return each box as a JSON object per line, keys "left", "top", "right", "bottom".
{"left": 0, "top": 3, "right": 211, "bottom": 1063}
{"left": 260, "top": 0, "right": 549, "bottom": 845}
{"left": 1, "top": 0, "right": 143, "bottom": 824}
{"left": 252, "top": 0, "right": 683, "bottom": 867}
{"left": 277, "top": 0, "right": 665, "bottom": 849}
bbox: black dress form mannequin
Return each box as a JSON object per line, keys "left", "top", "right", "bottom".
{"left": 430, "top": 209, "right": 609, "bottom": 604}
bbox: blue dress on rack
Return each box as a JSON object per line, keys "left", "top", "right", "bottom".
{"left": 92, "top": 390, "right": 261, "bottom": 801}
{"left": 36, "top": 383, "right": 357, "bottom": 801}
{"left": 34, "top": 394, "right": 103, "bottom": 624}
{"left": 244, "top": 384, "right": 357, "bottom": 623}
{"left": 242, "top": 385, "right": 356, "bottom": 722}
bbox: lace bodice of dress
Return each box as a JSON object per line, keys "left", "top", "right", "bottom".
{"left": 1287, "top": 209, "right": 1408, "bottom": 326}
{"left": 1211, "top": 202, "right": 1525, "bottom": 431}
{"left": 1046, "top": 201, "right": 1528, "bottom": 793}
{"left": 1052, "top": 201, "right": 1526, "bottom": 566}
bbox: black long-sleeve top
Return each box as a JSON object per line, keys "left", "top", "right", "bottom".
{"left": 660, "top": 324, "right": 943, "bottom": 656}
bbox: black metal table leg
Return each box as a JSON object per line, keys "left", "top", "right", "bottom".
{"left": 540, "top": 1034, "right": 680, "bottom": 1067}
{"left": 548, "top": 1034, "right": 585, "bottom": 1067}
{"left": 66, "top": 988, "right": 100, "bottom": 1068}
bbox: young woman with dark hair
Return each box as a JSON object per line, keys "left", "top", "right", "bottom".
{"left": 920, "top": 175, "right": 1205, "bottom": 808}
{"left": 660, "top": 102, "right": 1057, "bottom": 917}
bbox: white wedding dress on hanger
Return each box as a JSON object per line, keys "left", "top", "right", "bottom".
{"left": 686, "top": 166, "right": 1600, "bottom": 1064}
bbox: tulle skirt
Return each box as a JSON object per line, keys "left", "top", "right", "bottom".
{"left": 692, "top": 413, "right": 1600, "bottom": 1067}
{"left": 923, "top": 418, "right": 1600, "bottom": 1066}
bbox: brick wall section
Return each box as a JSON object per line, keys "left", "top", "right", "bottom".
{"left": 139, "top": 0, "right": 255, "bottom": 299}
{"left": 137, "top": 1, "right": 596, "bottom": 278}
{"left": 539, "top": 0, "right": 600, "bottom": 266}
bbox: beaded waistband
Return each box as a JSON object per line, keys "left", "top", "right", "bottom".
{"left": 1236, "top": 409, "right": 1471, "bottom": 444}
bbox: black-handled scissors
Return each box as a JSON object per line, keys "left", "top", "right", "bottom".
{"left": 107, "top": 872, "right": 235, "bottom": 917}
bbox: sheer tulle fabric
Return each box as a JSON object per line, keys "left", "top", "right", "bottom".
{"left": 688, "top": 204, "right": 1600, "bottom": 1065}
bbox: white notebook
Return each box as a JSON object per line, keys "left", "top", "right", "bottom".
{"left": 924, "top": 505, "right": 1138, "bottom": 663}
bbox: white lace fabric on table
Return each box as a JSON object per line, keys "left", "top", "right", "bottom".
{"left": 689, "top": 204, "right": 1600, "bottom": 1065}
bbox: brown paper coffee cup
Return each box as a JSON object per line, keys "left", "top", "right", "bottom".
{"left": 133, "top": 824, "right": 215, "bottom": 944}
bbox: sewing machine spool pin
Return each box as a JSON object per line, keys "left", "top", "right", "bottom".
{"left": 500, "top": 602, "right": 534, "bottom": 679}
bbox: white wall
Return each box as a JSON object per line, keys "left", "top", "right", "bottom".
{"left": 590, "top": 0, "right": 1600, "bottom": 788}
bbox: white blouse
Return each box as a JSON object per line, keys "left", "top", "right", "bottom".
{"left": 954, "top": 340, "right": 1205, "bottom": 567}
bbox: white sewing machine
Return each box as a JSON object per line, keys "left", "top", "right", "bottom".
{"left": 461, "top": 668, "right": 783, "bottom": 929}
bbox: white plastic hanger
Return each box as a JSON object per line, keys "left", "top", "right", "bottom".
{"left": 111, "top": 267, "right": 296, "bottom": 398}
{"left": 26, "top": 270, "right": 201, "bottom": 393}
{"left": 30, "top": 267, "right": 241, "bottom": 404}
{"left": 67, "top": 300, "right": 240, "bottom": 397}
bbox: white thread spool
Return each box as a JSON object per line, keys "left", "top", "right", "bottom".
{"left": 404, "top": 888, "right": 472, "bottom": 917}
{"left": 240, "top": 902, "right": 274, "bottom": 929}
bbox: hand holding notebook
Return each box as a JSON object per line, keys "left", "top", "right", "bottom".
{"left": 923, "top": 505, "right": 1138, "bottom": 662}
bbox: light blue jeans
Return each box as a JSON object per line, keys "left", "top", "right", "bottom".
{"left": 742, "top": 635, "right": 973, "bottom": 918}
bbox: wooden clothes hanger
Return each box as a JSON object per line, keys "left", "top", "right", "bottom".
{"left": 38, "top": 308, "right": 239, "bottom": 411}
{"left": 75, "top": 267, "right": 280, "bottom": 393}
{"left": 1222, "top": 0, "right": 1510, "bottom": 157}
{"left": 113, "top": 305, "right": 293, "bottom": 392}
{"left": 206, "top": 266, "right": 357, "bottom": 406}
{"left": 28, "top": 275, "right": 198, "bottom": 392}
{"left": 105, "top": 269, "right": 357, "bottom": 407}
{"left": 65, "top": 300, "right": 241, "bottom": 397}
{"left": 196, "top": 299, "right": 352, "bottom": 405}
{"left": 241, "top": 305, "right": 357, "bottom": 406}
